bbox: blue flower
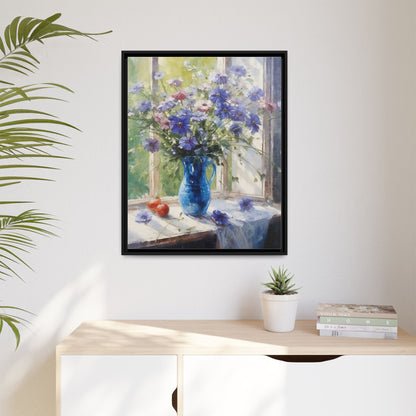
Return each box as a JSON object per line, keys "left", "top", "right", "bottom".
{"left": 248, "top": 87, "right": 264, "bottom": 101}
{"left": 209, "top": 88, "right": 230, "bottom": 104}
{"left": 246, "top": 113, "right": 261, "bottom": 133}
{"left": 229, "top": 65, "right": 247, "bottom": 77}
{"left": 230, "top": 123, "right": 243, "bottom": 137}
{"left": 169, "top": 115, "right": 191, "bottom": 135}
{"left": 142, "top": 138, "right": 160, "bottom": 153}
{"left": 157, "top": 100, "right": 176, "bottom": 112}
{"left": 135, "top": 210, "right": 152, "bottom": 224}
{"left": 214, "top": 73, "right": 228, "bottom": 84}
{"left": 239, "top": 197, "right": 254, "bottom": 212}
{"left": 191, "top": 111, "right": 208, "bottom": 122}
{"left": 229, "top": 105, "right": 247, "bottom": 121}
{"left": 179, "top": 136, "right": 198, "bottom": 150}
{"left": 177, "top": 108, "right": 193, "bottom": 118}
{"left": 129, "top": 82, "right": 144, "bottom": 94}
{"left": 211, "top": 210, "right": 230, "bottom": 226}
{"left": 214, "top": 102, "right": 231, "bottom": 120}
{"left": 137, "top": 100, "right": 152, "bottom": 112}
{"left": 153, "top": 71, "right": 164, "bottom": 80}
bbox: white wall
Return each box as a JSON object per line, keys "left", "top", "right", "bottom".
{"left": 0, "top": 0, "right": 415, "bottom": 415}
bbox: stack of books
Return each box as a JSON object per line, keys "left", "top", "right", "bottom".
{"left": 317, "top": 303, "right": 398, "bottom": 339}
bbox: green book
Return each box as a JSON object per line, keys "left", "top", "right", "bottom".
{"left": 319, "top": 316, "right": 398, "bottom": 327}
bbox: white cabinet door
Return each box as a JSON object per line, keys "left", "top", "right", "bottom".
{"left": 183, "top": 355, "right": 416, "bottom": 416}
{"left": 285, "top": 355, "right": 416, "bottom": 416}
{"left": 184, "top": 355, "right": 287, "bottom": 416}
{"left": 61, "top": 355, "right": 177, "bottom": 416}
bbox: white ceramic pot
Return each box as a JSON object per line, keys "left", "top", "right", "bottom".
{"left": 261, "top": 291, "right": 299, "bottom": 332}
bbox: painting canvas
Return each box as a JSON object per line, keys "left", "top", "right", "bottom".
{"left": 122, "top": 51, "right": 287, "bottom": 254}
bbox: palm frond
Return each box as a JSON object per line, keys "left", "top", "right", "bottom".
{"left": 0, "top": 14, "right": 111, "bottom": 82}
{"left": 0, "top": 83, "right": 77, "bottom": 185}
{"left": 0, "top": 14, "right": 110, "bottom": 349}
{"left": 0, "top": 305, "right": 33, "bottom": 349}
{"left": 0, "top": 210, "right": 55, "bottom": 280}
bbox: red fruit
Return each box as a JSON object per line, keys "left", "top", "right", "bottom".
{"left": 156, "top": 203, "right": 169, "bottom": 217}
{"left": 147, "top": 198, "right": 161, "bottom": 211}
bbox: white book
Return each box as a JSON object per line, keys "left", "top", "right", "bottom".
{"left": 319, "top": 330, "right": 397, "bottom": 339}
{"left": 316, "top": 323, "right": 398, "bottom": 333}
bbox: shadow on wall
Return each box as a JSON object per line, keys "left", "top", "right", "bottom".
{"left": 0, "top": 263, "right": 106, "bottom": 416}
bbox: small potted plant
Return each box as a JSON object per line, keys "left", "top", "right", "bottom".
{"left": 261, "top": 266, "right": 300, "bottom": 332}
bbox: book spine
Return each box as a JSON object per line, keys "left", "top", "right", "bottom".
{"left": 316, "top": 323, "right": 398, "bottom": 333}
{"left": 319, "top": 330, "right": 398, "bottom": 339}
{"left": 317, "top": 311, "right": 397, "bottom": 319}
{"left": 318, "top": 316, "right": 398, "bottom": 327}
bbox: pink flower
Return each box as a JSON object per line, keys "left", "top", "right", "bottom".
{"left": 153, "top": 112, "right": 164, "bottom": 122}
{"left": 259, "top": 100, "right": 278, "bottom": 111}
{"left": 168, "top": 79, "right": 182, "bottom": 87}
{"left": 172, "top": 91, "right": 187, "bottom": 100}
{"left": 197, "top": 100, "right": 211, "bottom": 113}
{"left": 160, "top": 119, "right": 170, "bottom": 130}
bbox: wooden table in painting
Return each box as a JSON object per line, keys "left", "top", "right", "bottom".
{"left": 127, "top": 199, "right": 281, "bottom": 249}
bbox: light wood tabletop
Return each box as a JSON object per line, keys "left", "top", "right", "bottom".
{"left": 56, "top": 320, "right": 416, "bottom": 356}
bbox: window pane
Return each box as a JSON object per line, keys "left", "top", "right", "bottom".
{"left": 230, "top": 57, "right": 264, "bottom": 197}
{"left": 127, "top": 57, "right": 150, "bottom": 199}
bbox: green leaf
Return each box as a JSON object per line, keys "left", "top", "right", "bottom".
{"left": 7, "top": 55, "right": 38, "bottom": 69}
{"left": 0, "top": 60, "right": 34, "bottom": 74}
{"left": 0, "top": 36, "right": 6, "bottom": 54}
{"left": 17, "top": 17, "right": 33, "bottom": 44}
{"left": 0, "top": 118, "right": 80, "bottom": 132}
{"left": 29, "top": 13, "right": 62, "bottom": 39}
{"left": 0, "top": 64, "right": 26, "bottom": 75}
{"left": 263, "top": 265, "right": 300, "bottom": 295}
{"left": 4, "top": 25, "right": 11, "bottom": 51}
{"left": 4, "top": 318, "right": 20, "bottom": 349}
{"left": 0, "top": 201, "right": 33, "bottom": 204}
{"left": 9, "top": 16, "right": 21, "bottom": 48}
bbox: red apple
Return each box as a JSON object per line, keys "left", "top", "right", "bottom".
{"left": 156, "top": 203, "right": 169, "bottom": 217}
{"left": 147, "top": 198, "right": 161, "bottom": 211}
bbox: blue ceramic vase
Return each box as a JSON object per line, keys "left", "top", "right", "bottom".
{"left": 178, "top": 156, "right": 216, "bottom": 215}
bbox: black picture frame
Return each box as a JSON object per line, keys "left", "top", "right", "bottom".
{"left": 122, "top": 51, "right": 287, "bottom": 255}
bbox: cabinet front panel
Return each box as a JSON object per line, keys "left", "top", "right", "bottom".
{"left": 61, "top": 355, "right": 177, "bottom": 416}
{"left": 183, "top": 355, "right": 416, "bottom": 416}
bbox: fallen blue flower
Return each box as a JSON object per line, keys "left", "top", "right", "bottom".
{"left": 211, "top": 210, "right": 230, "bottom": 226}
{"left": 135, "top": 210, "right": 152, "bottom": 224}
{"left": 239, "top": 197, "right": 254, "bottom": 212}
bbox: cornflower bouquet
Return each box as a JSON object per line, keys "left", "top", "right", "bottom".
{"left": 128, "top": 61, "right": 279, "bottom": 164}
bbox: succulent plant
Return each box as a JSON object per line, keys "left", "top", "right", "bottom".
{"left": 263, "top": 265, "right": 300, "bottom": 295}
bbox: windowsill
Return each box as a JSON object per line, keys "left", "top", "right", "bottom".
{"left": 127, "top": 199, "right": 281, "bottom": 250}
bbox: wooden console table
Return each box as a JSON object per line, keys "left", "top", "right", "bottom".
{"left": 56, "top": 320, "right": 416, "bottom": 416}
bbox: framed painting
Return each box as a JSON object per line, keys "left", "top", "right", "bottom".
{"left": 122, "top": 51, "right": 287, "bottom": 254}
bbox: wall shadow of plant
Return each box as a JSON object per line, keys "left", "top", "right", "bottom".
{"left": 0, "top": 263, "right": 106, "bottom": 416}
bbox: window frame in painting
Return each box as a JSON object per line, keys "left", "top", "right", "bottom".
{"left": 121, "top": 51, "right": 287, "bottom": 255}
